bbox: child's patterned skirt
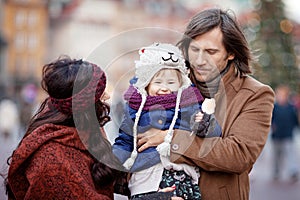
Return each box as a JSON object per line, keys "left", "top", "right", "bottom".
{"left": 159, "top": 168, "right": 201, "bottom": 200}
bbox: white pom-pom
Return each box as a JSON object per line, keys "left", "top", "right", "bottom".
{"left": 123, "top": 151, "right": 137, "bottom": 170}
{"left": 157, "top": 142, "right": 170, "bottom": 157}
{"left": 202, "top": 98, "right": 216, "bottom": 114}
{"left": 156, "top": 134, "right": 172, "bottom": 157}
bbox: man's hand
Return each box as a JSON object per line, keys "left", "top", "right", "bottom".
{"left": 137, "top": 128, "right": 168, "bottom": 152}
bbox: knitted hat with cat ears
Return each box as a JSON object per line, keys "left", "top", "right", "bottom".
{"left": 123, "top": 43, "right": 191, "bottom": 170}
{"left": 134, "top": 42, "right": 191, "bottom": 95}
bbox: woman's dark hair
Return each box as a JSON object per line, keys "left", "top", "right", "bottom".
{"left": 177, "top": 8, "right": 252, "bottom": 76}
{"left": 5, "top": 56, "right": 123, "bottom": 197}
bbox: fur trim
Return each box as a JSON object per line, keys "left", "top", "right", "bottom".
{"left": 156, "top": 133, "right": 172, "bottom": 157}
{"left": 123, "top": 150, "right": 138, "bottom": 170}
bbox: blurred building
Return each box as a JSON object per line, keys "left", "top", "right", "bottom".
{"left": 45, "top": 0, "right": 197, "bottom": 97}
{"left": 0, "top": 0, "right": 194, "bottom": 95}
{"left": 0, "top": 0, "right": 255, "bottom": 90}
{"left": 2, "top": 0, "right": 48, "bottom": 89}
{"left": 1, "top": 0, "right": 299, "bottom": 98}
{"left": 0, "top": 0, "right": 8, "bottom": 98}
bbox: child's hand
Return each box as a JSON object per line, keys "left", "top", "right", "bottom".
{"left": 191, "top": 112, "right": 211, "bottom": 137}
{"left": 191, "top": 98, "right": 217, "bottom": 137}
{"left": 194, "top": 112, "right": 204, "bottom": 122}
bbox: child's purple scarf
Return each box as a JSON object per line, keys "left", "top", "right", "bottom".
{"left": 124, "top": 85, "right": 204, "bottom": 111}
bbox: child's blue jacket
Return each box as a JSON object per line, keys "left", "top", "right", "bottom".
{"left": 112, "top": 84, "right": 204, "bottom": 172}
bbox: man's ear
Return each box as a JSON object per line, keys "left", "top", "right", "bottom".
{"left": 227, "top": 53, "right": 235, "bottom": 60}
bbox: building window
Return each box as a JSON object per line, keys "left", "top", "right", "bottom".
{"left": 15, "top": 10, "right": 26, "bottom": 27}
{"left": 28, "top": 11, "right": 38, "bottom": 27}
{"left": 28, "top": 33, "right": 37, "bottom": 50}
{"left": 15, "top": 32, "right": 26, "bottom": 51}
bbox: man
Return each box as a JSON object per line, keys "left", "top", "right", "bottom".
{"left": 271, "top": 85, "right": 299, "bottom": 182}
{"left": 137, "top": 8, "right": 275, "bottom": 200}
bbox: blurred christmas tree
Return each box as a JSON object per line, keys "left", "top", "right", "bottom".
{"left": 249, "top": 0, "right": 299, "bottom": 91}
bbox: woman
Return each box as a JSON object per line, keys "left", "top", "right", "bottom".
{"left": 5, "top": 56, "right": 122, "bottom": 199}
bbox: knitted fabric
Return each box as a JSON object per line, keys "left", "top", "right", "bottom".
{"left": 190, "top": 62, "right": 232, "bottom": 98}
{"left": 50, "top": 64, "right": 106, "bottom": 115}
{"left": 7, "top": 124, "right": 114, "bottom": 199}
{"left": 134, "top": 43, "right": 191, "bottom": 95}
{"left": 124, "top": 85, "right": 204, "bottom": 110}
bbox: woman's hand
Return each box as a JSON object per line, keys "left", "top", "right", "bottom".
{"left": 137, "top": 128, "right": 168, "bottom": 152}
{"left": 159, "top": 186, "right": 184, "bottom": 200}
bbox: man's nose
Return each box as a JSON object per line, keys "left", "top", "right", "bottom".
{"left": 195, "top": 51, "right": 206, "bottom": 65}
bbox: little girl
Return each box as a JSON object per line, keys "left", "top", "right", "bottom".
{"left": 113, "top": 43, "right": 221, "bottom": 199}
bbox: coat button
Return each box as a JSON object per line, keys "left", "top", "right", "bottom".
{"left": 158, "top": 119, "right": 163, "bottom": 124}
{"left": 172, "top": 144, "right": 179, "bottom": 151}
